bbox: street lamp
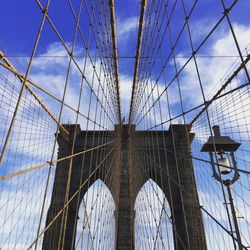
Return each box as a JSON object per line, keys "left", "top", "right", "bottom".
{"left": 201, "top": 125, "right": 243, "bottom": 250}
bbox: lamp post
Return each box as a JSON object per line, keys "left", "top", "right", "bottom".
{"left": 201, "top": 125, "right": 243, "bottom": 250}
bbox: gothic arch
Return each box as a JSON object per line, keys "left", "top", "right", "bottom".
{"left": 43, "top": 124, "right": 207, "bottom": 250}
{"left": 75, "top": 179, "right": 115, "bottom": 249}
{"left": 42, "top": 126, "right": 119, "bottom": 250}
{"left": 134, "top": 178, "right": 174, "bottom": 249}
{"left": 129, "top": 125, "right": 207, "bottom": 249}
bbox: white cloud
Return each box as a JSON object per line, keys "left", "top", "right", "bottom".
{"left": 176, "top": 23, "right": 250, "bottom": 106}
{"left": 117, "top": 16, "right": 138, "bottom": 42}
{"left": 134, "top": 179, "right": 174, "bottom": 249}
{"left": 119, "top": 74, "right": 132, "bottom": 121}
{"left": 0, "top": 174, "right": 52, "bottom": 250}
{"left": 0, "top": 41, "right": 119, "bottom": 249}
{"left": 28, "top": 42, "right": 119, "bottom": 129}
{"left": 171, "top": 23, "right": 250, "bottom": 142}
{"left": 76, "top": 179, "right": 115, "bottom": 249}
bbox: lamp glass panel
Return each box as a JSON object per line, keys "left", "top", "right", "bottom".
{"left": 218, "top": 157, "right": 231, "bottom": 175}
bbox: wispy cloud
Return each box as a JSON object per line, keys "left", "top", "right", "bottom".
{"left": 117, "top": 16, "right": 138, "bottom": 45}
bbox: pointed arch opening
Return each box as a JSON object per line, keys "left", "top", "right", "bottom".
{"left": 75, "top": 179, "right": 115, "bottom": 249}
{"left": 134, "top": 178, "right": 174, "bottom": 249}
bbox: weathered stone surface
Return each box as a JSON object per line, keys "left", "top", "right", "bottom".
{"left": 42, "top": 124, "right": 207, "bottom": 250}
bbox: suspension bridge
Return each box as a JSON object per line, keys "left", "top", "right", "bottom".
{"left": 0, "top": 0, "right": 250, "bottom": 249}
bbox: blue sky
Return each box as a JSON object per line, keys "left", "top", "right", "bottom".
{"left": 0, "top": 0, "right": 250, "bottom": 114}
{"left": 0, "top": 0, "right": 140, "bottom": 76}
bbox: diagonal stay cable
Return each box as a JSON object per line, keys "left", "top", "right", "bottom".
{"left": 142, "top": 151, "right": 248, "bottom": 250}
{"left": 0, "top": 1, "right": 51, "bottom": 165}
{"left": 0, "top": 62, "right": 107, "bottom": 131}
{"left": 27, "top": 143, "right": 119, "bottom": 249}
{"left": 0, "top": 51, "right": 69, "bottom": 136}
{"left": 0, "top": 138, "right": 119, "bottom": 181}
{"left": 190, "top": 54, "right": 250, "bottom": 126}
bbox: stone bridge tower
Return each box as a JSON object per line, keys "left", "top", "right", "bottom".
{"left": 42, "top": 124, "right": 207, "bottom": 250}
